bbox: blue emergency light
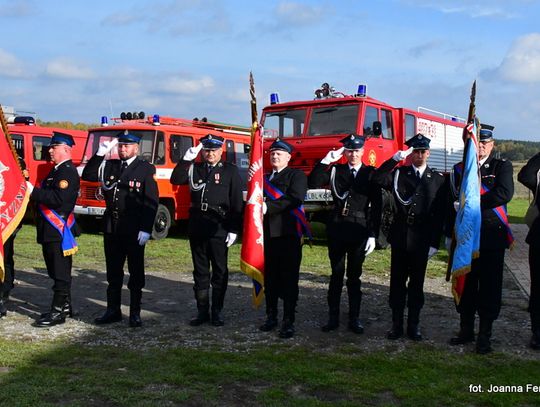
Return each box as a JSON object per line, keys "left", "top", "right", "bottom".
{"left": 270, "top": 93, "right": 280, "bottom": 105}
{"left": 356, "top": 84, "right": 367, "bottom": 97}
{"left": 101, "top": 116, "right": 108, "bottom": 127}
{"left": 152, "top": 114, "right": 160, "bottom": 125}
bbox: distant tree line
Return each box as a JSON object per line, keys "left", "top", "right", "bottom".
{"left": 495, "top": 139, "right": 540, "bottom": 162}
{"left": 36, "top": 119, "right": 97, "bottom": 131}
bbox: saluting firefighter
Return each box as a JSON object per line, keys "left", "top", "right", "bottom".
{"left": 82, "top": 131, "right": 159, "bottom": 328}
{"left": 372, "top": 134, "right": 447, "bottom": 341}
{"left": 308, "top": 134, "right": 381, "bottom": 334}
{"left": 447, "top": 125, "right": 514, "bottom": 354}
{"left": 26, "top": 132, "right": 81, "bottom": 327}
{"left": 170, "top": 134, "right": 243, "bottom": 327}
{"left": 260, "top": 139, "right": 308, "bottom": 339}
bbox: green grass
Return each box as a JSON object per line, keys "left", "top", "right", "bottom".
{"left": 0, "top": 341, "right": 539, "bottom": 406}
{"left": 507, "top": 197, "right": 530, "bottom": 224}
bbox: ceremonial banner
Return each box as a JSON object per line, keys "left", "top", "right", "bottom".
{"left": 0, "top": 126, "right": 30, "bottom": 281}
{"left": 450, "top": 120, "right": 481, "bottom": 304}
{"left": 240, "top": 124, "right": 265, "bottom": 307}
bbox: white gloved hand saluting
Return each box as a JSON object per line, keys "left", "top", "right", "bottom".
{"left": 392, "top": 146, "right": 414, "bottom": 161}
{"left": 428, "top": 246, "right": 438, "bottom": 259}
{"left": 321, "top": 147, "right": 345, "bottom": 165}
{"left": 365, "top": 237, "right": 376, "bottom": 256}
{"left": 183, "top": 143, "right": 204, "bottom": 161}
{"left": 96, "top": 138, "right": 119, "bottom": 156}
{"left": 137, "top": 231, "right": 151, "bottom": 246}
{"left": 26, "top": 181, "right": 34, "bottom": 193}
{"left": 225, "top": 232, "right": 237, "bottom": 247}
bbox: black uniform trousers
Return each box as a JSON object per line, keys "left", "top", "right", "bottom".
{"left": 189, "top": 235, "right": 228, "bottom": 308}
{"left": 327, "top": 232, "right": 367, "bottom": 312}
{"left": 529, "top": 242, "right": 540, "bottom": 329}
{"left": 457, "top": 249, "right": 505, "bottom": 321}
{"left": 389, "top": 247, "right": 429, "bottom": 313}
{"left": 1, "top": 233, "right": 16, "bottom": 294}
{"left": 104, "top": 234, "right": 145, "bottom": 295}
{"left": 42, "top": 242, "right": 72, "bottom": 296}
{"left": 264, "top": 235, "right": 302, "bottom": 321}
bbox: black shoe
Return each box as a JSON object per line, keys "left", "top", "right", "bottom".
{"left": 321, "top": 319, "right": 339, "bottom": 332}
{"left": 407, "top": 324, "right": 422, "bottom": 341}
{"left": 189, "top": 312, "right": 210, "bottom": 326}
{"left": 530, "top": 332, "right": 540, "bottom": 350}
{"left": 0, "top": 299, "right": 7, "bottom": 318}
{"left": 259, "top": 318, "right": 278, "bottom": 332}
{"left": 35, "top": 311, "right": 66, "bottom": 327}
{"left": 476, "top": 335, "right": 493, "bottom": 354}
{"left": 348, "top": 318, "right": 364, "bottom": 334}
{"left": 387, "top": 324, "right": 404, "bottom": 340}
{"left": 278, "top": 321, "right": 295, "bottom": 339}
{"left": 95, "top": 309, "right": 122, "bottom": 325}
{"left": 211, "top": 310, "right": 224, "bottom": 327}
{"left": 129, "top": 314, "right": 142, "bottom": 328}
{"left": 449, "top": 332, "right": 475, "bottom": 345}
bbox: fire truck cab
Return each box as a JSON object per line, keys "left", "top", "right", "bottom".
{"left": 75, "top": 113, "right": 251, "bottom": 239}
{"left": 261, "top": 84, "right": 466, "bottom": 213}
{"left": 8, "top": 116, "right": 87, "bottom": 185}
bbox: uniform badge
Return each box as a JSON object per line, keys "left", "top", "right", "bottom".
{"left": 135, "top": 181, "right": 141, "bottom": 188}
{"left": 129, "top": 181, "right": 134, "bottom": 187}
{"left": 215, "top": 173, "right": 220, "bottom": 184}
{"left": 110, "top": 176, "right": 114, "bottom": 180}
{"left": 59, "top": 180, "right": 69, "bottom": 189}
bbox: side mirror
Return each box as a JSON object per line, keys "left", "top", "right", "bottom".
{"left": 244, "top": 144, "right": 251, "bottom": 153}
{"left": 372, "top": 121, "right": 382, "bottom": 137}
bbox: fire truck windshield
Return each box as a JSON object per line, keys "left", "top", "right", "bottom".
{"left": 82, "top": 130, "right": 164, "bottom": 164}
{"left": 262, "top": 109, "right": 306, "bottom": 138}
{"left": 307, "top": 105, "right": 358, "bottom": 136}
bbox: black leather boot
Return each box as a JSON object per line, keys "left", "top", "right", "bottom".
{"left": 347, "top": 294, "right": 364, "bottom": 334}
{"left": 190, "top": 289, "right": 210, "bottom": 326}
{"left": 321, "top": 307, "right": 340, "bottom": 332}
{"left": 387, "top": 309, "right": 404, "bottom": 340}
{"left": 530, "top": 329, "right": 540, "bottom": 350}
{"left": 450, "top": 314, "right": 475, "bottom": 345}
{"left": 406, "top": 308, "right": 422, "bottom": 341}
{"left": 260, "top": 295, "right": 278, "bottom": 331}
{"left": 0, "top": 295, "right": 7, "bottom": 318}
{"left": 36, "top": 293, "right": 67, "bottom": 327}
{"left": 211, "top": 289, "right": 225, "bottom": 326}
{"left": 476, "top": 318, "right": 493, "bottom": 354}
{"left": 129, "top": 290, "right": 142, "bottom": 328}
{"left": 95, "top": 287, "right": 122, "bottom": 324}
{"left": 279, "top": 318, "right": 295, "bottom": 339}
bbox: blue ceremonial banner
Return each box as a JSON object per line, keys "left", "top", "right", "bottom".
{"left": 450, "top": 121, "right": 481, "bottom": 303}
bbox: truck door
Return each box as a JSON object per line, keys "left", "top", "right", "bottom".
{"left": 362, "top": 105, "right": 395, "bottom": 167}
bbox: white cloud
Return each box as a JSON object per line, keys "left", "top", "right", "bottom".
{"left": 498, "top": 33, "right": 540, "bottom": 83}
{"left": 275, "top": 2, "right": 326, "bottom": 26}
{"left": 45, "top": 58, "right": 96, "bottom": 80}
{"left": 157, "top": 75, "right": 215, "bottom": 94}
{"left": 401, "top": 0, "right": 523, "bottom": 19}
{"left": 0, "top": 48, "right": 25, "bottom": 78}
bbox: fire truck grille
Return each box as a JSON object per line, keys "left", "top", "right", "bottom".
{"left": 81, "top": 185, "right": 100, "bottom": 200}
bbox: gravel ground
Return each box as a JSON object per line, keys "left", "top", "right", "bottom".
{"left": 0, "top": 264, "right": 537, "bottom": 359}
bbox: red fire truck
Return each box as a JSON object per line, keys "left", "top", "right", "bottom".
{"left": 74, "top": 113, "right": 251, "bottom": 239}
{"left": 8, "top": 116, "right": 87, "bottom": 184}
{"left": 260, "top": 83, "right": 466, "bottom": 214}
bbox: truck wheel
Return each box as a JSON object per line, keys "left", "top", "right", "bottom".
{"left": 152, "top": 204, "right": 171, "bottom": 240}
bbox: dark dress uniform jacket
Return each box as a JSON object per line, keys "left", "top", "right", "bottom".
{"left": 448, "top": 154, "right": 514, "bottom": 250}
{"left": 264, "top": 167, "right": 308, "bottom": 238}
{"left": 82, "top": 155, "right": 159, "bottom": 236}
{"left": 170, "top": 160, "right": 243, "bottom": 237}
{"left": 373, "top": 159, "right": 447, "bottom": 252}
{"left": 32, "top": 160, "right": 80, "bottom": 244}
{"left": 518, "top": 152, "right": 540, "bottom": 245}
{"left": 308, "top": 162, "right": 381, "bottom": 241}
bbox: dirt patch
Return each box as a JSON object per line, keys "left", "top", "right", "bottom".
{"left": 0, "top": 262, "right": 537, "bottom": 359}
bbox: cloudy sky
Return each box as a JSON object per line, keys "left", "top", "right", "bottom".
{"left": 0, "top": 0, "right": 539, "bottom": 141}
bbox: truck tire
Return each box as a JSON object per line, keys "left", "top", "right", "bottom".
{"left": 152, "top": 204, "right": 172, "bottom": 240}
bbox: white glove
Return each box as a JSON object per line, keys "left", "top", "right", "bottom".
{"left": 453, "top": 200, "right": 460, "bottom": 212}
{"left": 96, "top": 138, "right": 119, "bottom": 156}
{"left": 137, "top": 231, "right": 151, "bottom": 246}
{"left": 26, "top": 181, "right": 34, "bottom": 193}
{"left": 225, "top": 232, "right": 237, "bottom": 247}
{"left": 321, "top": 147, "right": 345, "bottom": 165}
{"left": 365, "top": 237, "right": 376, "bottom": 256}
{"left": 445, "top": 237, "right": 452, "bottom": 252}
{"left": 392, "top": 146, "right": 414, "bottom": 161}
{"left": 183, "top": 143, "right": 204, "bottom": 161}
{"left": 428, "top": 246, "right": 438, "bottom": 259}
{"left": 263, "top": 202, "right": 267, "bottom": 215}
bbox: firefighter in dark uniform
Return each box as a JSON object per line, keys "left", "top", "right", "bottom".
{"left": 0, "top": 156, "right": 29, "bottom": 318}
{"left": 26, "top": 132, "right": 80, "bottom": 327}
{"left": 170, "top": 134, "right": 243, "bottom": 327}
{"left": 82, "top": 131, "right": 159, "bottom": 328}
{"left": 259, "top": 139, "right": 308, "bottom": 338}
{"left": 373, "top": 134, "right": 447, "bottom": 341}
{"left": 518, "top": 151, "right": 540, "bottom": 349}
{"left": 447, "top": 125, "right": 514, "bottom": 354}
{"left": 308, "top": 134, "right": 381, "bottom": 334}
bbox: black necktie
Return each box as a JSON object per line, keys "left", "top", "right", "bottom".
{"left": 121, "top": 161, "right": 128, "bottom": 174}
{"left": 416, "top": 170, "right": 420, "bottom": 179}
{"left": 269, "top": 171, "right": 277, "bottom": 181}
{"left": 351, "top": 168, "right": 356, "bottom": 178}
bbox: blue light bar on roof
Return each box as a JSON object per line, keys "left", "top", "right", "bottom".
{"left": 270, "top": 92, "right": 280, "bottom": 105}
{"left": 152, "top": 114, "right": 160, "bottom": 126}
{"left": 356, "top": 84, "right": 367, "bottom": 97}
{"left": 101, "top": 116, "right": 108, "bottom": 127}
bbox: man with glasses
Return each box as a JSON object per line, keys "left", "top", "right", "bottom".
{"left": 171, "top": 134, "right": 243, "bottom": 327}
{"left": 373, "top": 134, "right": 447, "bottom": 341}
{"left": 82, "top": 131, "right": 159, "bottom": 328}
{"left": 447, "top": 124, "right": 514, "bottom": 354}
